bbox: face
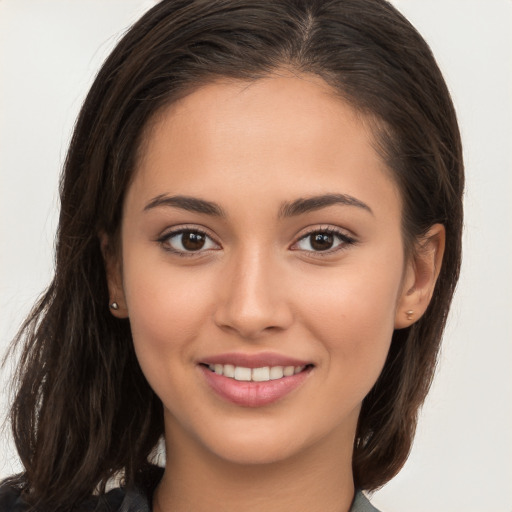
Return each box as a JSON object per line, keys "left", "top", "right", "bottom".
{"left": 108, "top": 72, "right": 424, "bottom": 466}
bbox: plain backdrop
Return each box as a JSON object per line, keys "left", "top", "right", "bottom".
{"left": 1, "top": 1, "right": 511, "bottom": 511}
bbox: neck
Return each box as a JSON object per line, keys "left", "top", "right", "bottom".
{"left": 154, "top": 423, "right": 356, "bottom": 512}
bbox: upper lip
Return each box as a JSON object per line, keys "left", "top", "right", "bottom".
{"left": 200, "top": 352, "right": 312, "bottom": 369}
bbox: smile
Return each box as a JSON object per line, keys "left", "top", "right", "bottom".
{"left": 199, "top": 357, "right": 313, "bottom": 407}
{"left": 207, "top": 364, "right": 306, "bottom": 382}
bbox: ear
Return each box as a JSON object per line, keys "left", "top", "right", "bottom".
{"left": 99, "top": 232, "right": 129, "bottom": 319}
{"left": 395, "top": 224, "right": 445, "bottom": 329}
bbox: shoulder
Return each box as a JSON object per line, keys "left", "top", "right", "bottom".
{"left": 0, "top": 482, "right": 148, "bottom": 512}
{"left": 0, "top": 466, "right": 162, "bottom": 512}
{"left": 0, "top": 480, "right": 25, "bottom": 512}
{"left": 351, "top": 490, "right": 382, "bottom": 512}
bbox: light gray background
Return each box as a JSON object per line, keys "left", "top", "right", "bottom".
{"left": 1, "top": 1, "right": 511, "bottom": 511}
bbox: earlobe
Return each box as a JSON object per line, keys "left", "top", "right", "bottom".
{"left": 99, "top": 232, "right": 129, "bottom": 319}
{"left": 395, "top": 224, "right": 445, "bottom": 329}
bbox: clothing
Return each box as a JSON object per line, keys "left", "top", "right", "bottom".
{"left": 0, "top": 470, "right": 381, "bottom": 512}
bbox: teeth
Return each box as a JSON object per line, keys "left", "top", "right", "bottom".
{"left": 284, "top": 366, "right": 295, "bottom": 377}
{"left": 252, "top": 366, "right": 270, "bottom": 381}
{"left": 234, "top": 366, "right": 251, "bottom": 381}
{"left": 223, "top": 364, "right": 235, "bottom": 378}
{"left": 269, "top": 366, "right": 284, "bottom": 380}
{"left": 208, "top": 364, "right": 307, "bottom": 382}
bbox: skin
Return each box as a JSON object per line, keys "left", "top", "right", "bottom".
{"left": 105, "top": 70, "right": 444, "bottom": 512}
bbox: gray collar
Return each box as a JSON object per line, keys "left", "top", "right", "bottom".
{"left": 351, "top": 491, "right": 382, "bottom": 512}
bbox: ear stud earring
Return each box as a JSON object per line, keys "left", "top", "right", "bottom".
{"left": 406, "top": 310, "right": 414, "bottom": 321}
{"left": 110, "top": 302, "right": 119, "bottom": 310}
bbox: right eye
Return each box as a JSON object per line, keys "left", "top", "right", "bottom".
{"left": 159, "top": 229, "right": 220, "bottom": 255}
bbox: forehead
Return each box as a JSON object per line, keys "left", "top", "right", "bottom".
{"left": 129, "top": 72, "right": 400, "bottom": 216}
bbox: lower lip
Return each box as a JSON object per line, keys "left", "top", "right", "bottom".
{"left": 199, "top": 365, "right": 312, "bottom": 407}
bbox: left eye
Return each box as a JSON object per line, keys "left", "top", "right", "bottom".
{"left": 294, "top": 231, "right": 352, "bottom": 252}
{"left": 162, "top": 230, "right": 219, "bottom": 253}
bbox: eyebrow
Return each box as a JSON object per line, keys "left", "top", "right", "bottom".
{"left": 144, "top": 194, "right": 226, "bottom": 216}
{"left": 279, "top": 193, "right": 373, "bottom": 218}
{"left": 143, "top": 192, "right": 372, "bottom": 218}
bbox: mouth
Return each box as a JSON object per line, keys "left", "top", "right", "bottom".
{"left": 198, "top": 356, "right": 314, "bottom": 407}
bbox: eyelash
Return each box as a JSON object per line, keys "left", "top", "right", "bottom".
{"left": 157, "top": 225, "right": 356, "bottom": 257}
{"left": 157, "top": 227, "right": 219, "bottom": 257}
{"left": 292, "top": 227, "right": 356, "bottom": 255}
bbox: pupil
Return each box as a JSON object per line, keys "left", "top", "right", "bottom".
{"left": 182, "top": 231, "right": 205, "bottom": 251}
{"left": 311, "top": 233, "right": 333, "bottom": 251}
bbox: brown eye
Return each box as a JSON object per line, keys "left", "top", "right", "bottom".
{"left": 310, "top": 233, "right": 334, "bottom": 251}
{"left": 181, "top": 231, "right": 206, "bottom": 251}
{"left": 161, "top": 229, "right": 219, "bottom": 254}
{"left": 293, "top": 229, "right": 355, "bottom": 253}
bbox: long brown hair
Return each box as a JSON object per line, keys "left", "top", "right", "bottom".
{"left": 5, "top": 0, "right": 463, "bottom": 510}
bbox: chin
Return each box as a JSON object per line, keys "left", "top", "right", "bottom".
{"left": 193, "top": 414, "right": 339, "bottom": 467}
{"left": 165, "top": 408, "right": 311, "bottom": 467}
{"left": 208, "top": 436, "right": 306, "bottom": 466}
{"left": 220, "top": 450, "right": 288, "bottom": 466}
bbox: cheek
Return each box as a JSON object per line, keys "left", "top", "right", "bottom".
{"left": 122, "top": 257, "right": 215, "bottom": 374}
{"left": 307, "top": 284, "right": 396, "bottom": 364}
{"left": 298, "top": 254, "right": 403, "bottom": 391}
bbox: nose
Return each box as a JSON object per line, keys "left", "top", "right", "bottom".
{"left": 213, "top": 249, "right": 293, "bottom": 340}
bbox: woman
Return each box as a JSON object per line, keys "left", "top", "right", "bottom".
{"left": 0, "top": 0, "right": 463, "bottom": 511}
